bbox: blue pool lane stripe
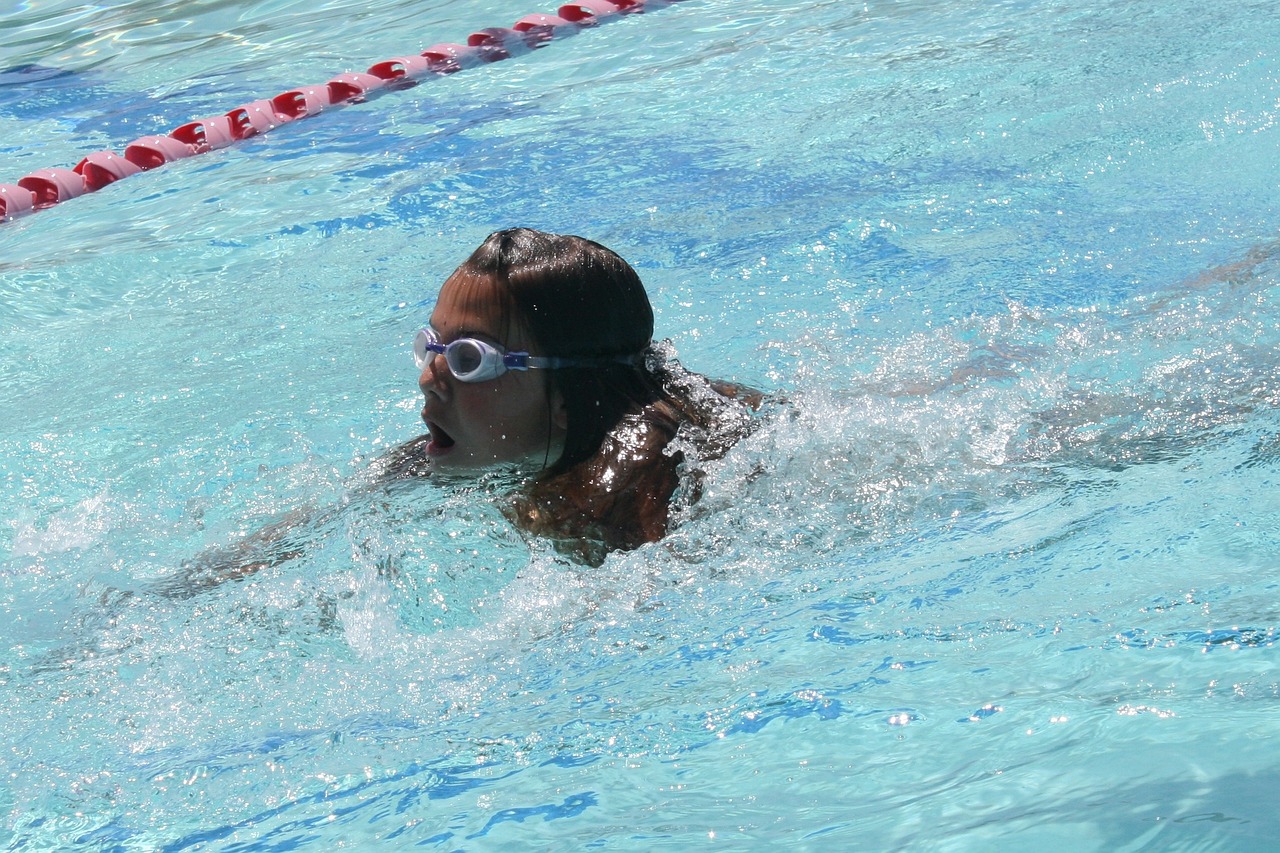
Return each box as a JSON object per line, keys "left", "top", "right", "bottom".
{"left": 0, "top": 0, "right": 682, "bottom": 224}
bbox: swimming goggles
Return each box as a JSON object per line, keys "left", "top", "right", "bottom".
{"left": 413, "top": 327, "right": 587, "bottom": 383}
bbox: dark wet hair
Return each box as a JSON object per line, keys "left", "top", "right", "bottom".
{"left": 454, "top": 228, "right": 663, "bottom": 474}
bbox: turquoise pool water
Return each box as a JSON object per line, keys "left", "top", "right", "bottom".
{"left": 2, "top": 0, "right": 1279, "bottom": 848}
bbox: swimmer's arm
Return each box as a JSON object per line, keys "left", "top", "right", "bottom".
{"left": 151, "top": 506, "right": 325, "bottom": 598}
{"left": 154, "top": 435, "right": 433, "bottom": 597}
{"left": 707, "top": 378, "right": 770, "bottom": 410}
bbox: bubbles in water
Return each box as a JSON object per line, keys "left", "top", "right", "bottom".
{"left": 10, "top": 490, "right": 116, "bottom": 557}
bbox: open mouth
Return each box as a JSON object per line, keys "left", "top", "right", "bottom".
{"left": 425, "top": 420, "right": 456, "bottom": 456}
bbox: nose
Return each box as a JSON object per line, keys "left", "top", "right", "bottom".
{"left": 418, "top": 350, "right": 452, "bottom": 398}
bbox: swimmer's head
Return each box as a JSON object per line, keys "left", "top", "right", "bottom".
{"left": 425, "top": 228, "right": 658, "bottom": 474}
{"left": 457, "top": 228, "right": 654, "bottom": 362}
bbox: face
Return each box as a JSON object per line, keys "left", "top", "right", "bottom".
{"left": 418, "top": 272, "right": 567, "bottom": 470}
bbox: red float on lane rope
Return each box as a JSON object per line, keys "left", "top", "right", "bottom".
{"left": 0, "top": 184, "right": 37, "bottom": 220}
{"left": 18, "top": 167, "right": 87, "bottom": 208}
{"left": 171, "top": 115, "right": 237, "bottom": 153}
{"left": 124, "top": 135, "right": 199, "bottom": 169}
{"left": 75, "top": 151, "right": 143, "bottom": 190}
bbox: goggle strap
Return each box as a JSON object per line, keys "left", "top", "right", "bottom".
{"left": 518, "top": 353, "right": 641, "bottom": 370}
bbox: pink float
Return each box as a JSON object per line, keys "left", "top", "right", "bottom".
{"left": 421, "top": 43, "right": 484, "bottom": 74}
{"left": 172, "top": 115, "right": 237, "bottom": 152}
{"left": 467, "top": 28, "right": 530, "bottom": 62}
{"left": 75, "top": 151, "right": 143, "bottom": 191}
{"left": 227, "top": 100, "right": 287, "bottom": 139}
{"left": 3, "top": 0, "right": 687, "bottom": 224}
{"left": 557, "top": 0, "right": 630, "bottom": 23}
{"left": 367, "top": 55, "right": 435, "bottom": 82}
{"left": 0, "top": 184, "right": 37, "bottom": 221}
{"left": 124, "top": 135, "right": 198, "bottom": 170}
{"left": 19, "top": 167, "right": 87, "bottom": 208}
{"left": 513, "top": 14, "right": 578, "bottom": 47}
{"left": 327, "top": 72, "right": 388, "bottom": 102}
{"left": 273, "top": 86, "right": 334, "bottom": 120}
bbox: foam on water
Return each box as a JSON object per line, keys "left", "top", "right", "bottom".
{"left": 3, "top": 0, "right": 1280, "bottom": 848}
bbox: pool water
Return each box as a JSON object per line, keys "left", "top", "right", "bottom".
{"left": 3, "top": 0, "right": 1279, "bottom": 848}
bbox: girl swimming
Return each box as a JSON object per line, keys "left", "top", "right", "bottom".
{"left": 377, "top": 227, "right": 762, "bottom": 563}
{"left": 166, "top": 227, "right": 763, "bottom": 591}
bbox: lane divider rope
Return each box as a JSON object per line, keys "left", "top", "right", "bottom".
{"left": 1, "top": 0, "right": 681, "bottom": 224}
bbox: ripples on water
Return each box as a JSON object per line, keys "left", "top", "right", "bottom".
{"left": 3, "top": 0, "right": 1280, "bottom": 848}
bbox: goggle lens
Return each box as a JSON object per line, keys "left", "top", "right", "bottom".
{"left": 413, "top": 327, "right": 504, "bottom": 382}
{"left": 451, "top": 341, "right": 484, "bottom": 375}
{"left": 412, "top": 328, "right": 434, "bottom": 370}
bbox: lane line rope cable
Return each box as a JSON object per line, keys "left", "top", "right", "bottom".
{"left": 1, "top": 0, "right": 683, "bottom": 223}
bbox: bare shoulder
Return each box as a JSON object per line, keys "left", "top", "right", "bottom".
{"left": 514, "top": 409, "right": 680, "bottom": 558}
{"left": 513, "top": 378, "right": 767, "bottom": 561}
